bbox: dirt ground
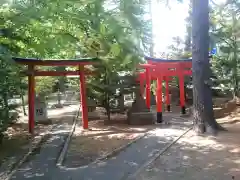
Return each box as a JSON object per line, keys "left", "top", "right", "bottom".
{"left": 64, "top": 99, "right": 240, "bottom": 168}
{"left": 136, "top": 118, "right": 240, "bottom": 180}
{"left": 1, "top": 97, "right": 239, "bottom": 170}
{"left": 135, "top": 102, "right": 240, "bottom": 180}
{"left": 213, "top": 97, "right": 239, "bottom": 119}
{"left": 0, "top": 122, "right": 53, "bottom": 166}
{"left": 64, "top": 119, "right": 156, "bottom": 167}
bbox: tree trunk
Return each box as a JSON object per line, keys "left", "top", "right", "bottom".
{"left": 2, "top": 93, "right": 9, "bottom": 120}
{"left": 106, "top": 94, "right": 111, "bottom": 122}
{"left": 56, "top": 67, "right": 66, "bottom": 93}
{"left": 232, "top": 56, "right": 239, "bottom": 99}
{"left": 192, "top": 0, "right": 223, "bottom": 134}
{"left": 232, "top": 11, "right": 239, "bottom": 99}
{"left": 118, "top": 86, "right": 125, "bottom": 113}
{"left": 103, "top": 68, "right": 111, "bottom": 124}
{"left": 57, "top": 90, "right": 61, "bottom": 106}
{"left": 103, "top": 92, "right": 111, "bottom": 124}
{"left": 20, "top": 89, "right": 27, "bottom": 116}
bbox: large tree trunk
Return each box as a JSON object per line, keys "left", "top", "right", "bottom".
{"left": 192, "top": 0, "right": 223, "bottom": 134}
{"left": 232, "top": 11, "right": 239, "bottom": 99}
{"left": 232, "top": 49, "right": 239, "bottom": 99}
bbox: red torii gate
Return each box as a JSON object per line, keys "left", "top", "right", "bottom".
{"left": 138, "top": 57, "right": 193, "bottom": 123}
{"left": 13, "top": 57, "right": 100, "bottom": 134}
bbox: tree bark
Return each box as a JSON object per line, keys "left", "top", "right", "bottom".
{"left": 118, "top": 86, "right": 125, "bottom": 113}
{"left": 232, "top": 10, "right": 239, "bottom": 99}
{"left": 232, "top": 47, "right": 239, "bottom": 98}
{"left": 103, "top": 67, "right": 111, "bottom": 124}
{"left": 3, "top": 93, "right": 9, "bottom": 120}
{"left": 20, "top": 89, "right": 27, "bottom": 116}
{"left": 192, "top": 0, "right": 224, "bottom": 134}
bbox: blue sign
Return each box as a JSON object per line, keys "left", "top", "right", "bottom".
{"left": 211, "top": 48, "right": 217, "bottom": 55}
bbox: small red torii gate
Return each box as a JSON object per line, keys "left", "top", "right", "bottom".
{"left": 13, "top": 57, "right": 100, "bottom": 134}
{"left": 137, "top": 57, "right": 193, "bottom": 123}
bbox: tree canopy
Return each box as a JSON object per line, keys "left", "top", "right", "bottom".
{"left": 0, "top": 0, "right": 152, "bottom": 131}
{"left": 1, "top": 0, "right": 239, "bottom": 135}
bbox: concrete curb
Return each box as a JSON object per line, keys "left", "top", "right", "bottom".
{"left": 3, "top": 125, "right": 54, "bottom": 180}
{"left": 58, "top": 129, "right": 154, "bottom": 170}
{"left": 124, "top": 126, "right": 193, "bottom": 180}
{"left": 56, "top": 108, "right": 80, "bottom": 167}
{"left": 96, "top": 131, "right": 149, "bottom": 162}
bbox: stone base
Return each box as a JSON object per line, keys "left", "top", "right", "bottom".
{"left": 36, "top": 119, "right": 52, "bottom": 125}
{"left": 181, "top": 106, "right": 186, "bottom": 114}
{"left": 156, "top": 112, "right": 163, "bottom": 123}
{"left": 167, "top": 105, "right": 171, "bottom": 112}
{"left": 88, "top": 111, "right": 100, "bottom": 120}
{"left": 180, "top": 113, "right": 192, "bottom": 118}
{"left": 51, "top": 104, "right": 63, "bottom": 109}
{"left": 127, "top": 112, "right": 155, "bottom": 125}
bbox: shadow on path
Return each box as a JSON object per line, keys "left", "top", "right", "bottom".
{"left": 10, "top": 113, "right": 192, "bottom": 180}
{"left": 10, "top": 108, "right": 80, "bottom": 180}
{"left": 133, "top": 123, "right": 240, "bottom": 180}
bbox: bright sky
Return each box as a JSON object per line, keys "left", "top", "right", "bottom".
{"left": 152, "top": 0, "right": 188, "bottom": 54}
{"left": 152, "top": 0, "right": 226, "bottom": 55}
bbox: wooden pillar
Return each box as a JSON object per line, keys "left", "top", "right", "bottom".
{"left": 165, "top": 77, "right": 171, "bottom": 112}
{"left": 179, "top": 74, "right": 186, "bottom": 114}
{"left": 28, "top": 65, "right": 35, "bottom": 134}
{"left": 79, "top": 65, "right": 88, "bottom": 129}
{"left": 156, "top": 76, "right": 163, "bottom": 123}
{"left": 145, "top": 68, "right": 151, "bottom": 109}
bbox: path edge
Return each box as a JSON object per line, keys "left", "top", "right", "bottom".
{"left": 56, "top": 108, "right": 80, "bottom": 167}
{"left": 96, "top": 131, "right": 148, "bottom": 161}
{"left": 4, "top": 106, "right": 80, "bottom": 180}
{"left": 2, "top": 125, "right": 54, "bottom": 180}
{"left": 125, "top": 126, "right": 193, "bottom": 180}
{"left": 58, "top": 129, "right": 153, "bottom": 169}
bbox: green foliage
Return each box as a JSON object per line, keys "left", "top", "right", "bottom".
{"left": 0, "top": 44, "right": 24, "bottom": 134}
{"left": 35, "top": 77, "right": 55, "bottom": 96}
{"left": 211, "top": 1, "right": 240, "bottom": 97}
{"left": 166, "top": 0, "right": 240, "bottom": 98}
{"left": 0, "top": 0, "right": 151, "bottom": 126}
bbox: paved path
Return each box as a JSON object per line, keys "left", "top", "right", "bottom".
{"left": 10, "top": 105, "right": 79, "bottom": 180}
{"left": 9, "top": 113, "right": 192, "bottom": 180}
